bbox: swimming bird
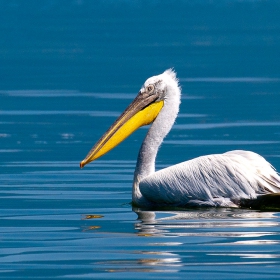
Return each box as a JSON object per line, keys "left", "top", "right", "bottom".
{"left": 80, "top": 69, "right": 280, "bottom": 208}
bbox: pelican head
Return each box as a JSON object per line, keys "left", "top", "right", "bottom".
{"left": 80, "top": 69, "right": 179, "bottom": 168}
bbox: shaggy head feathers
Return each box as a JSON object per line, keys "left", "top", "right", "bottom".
{"left": 142, "top": 69, "right": 181, "bottom": 101}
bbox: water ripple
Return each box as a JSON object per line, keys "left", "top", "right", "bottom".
{"left": 181, "top": 77, "right": 280, "bottom": 83}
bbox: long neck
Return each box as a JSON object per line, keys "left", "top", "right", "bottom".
{"left": 132, "top": 87, "right": 180, "bottom": 204}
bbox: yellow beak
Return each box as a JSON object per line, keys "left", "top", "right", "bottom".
{"left": 80, "top": 91, "right": 164, "bottom": 168}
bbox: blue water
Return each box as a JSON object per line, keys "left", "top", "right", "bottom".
{"left": 1, "top": 1, "right": 280, "bottom": 279}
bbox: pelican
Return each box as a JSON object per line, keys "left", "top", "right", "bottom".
{"left": 80, "top": 69, "right": 280, "bottom": 208}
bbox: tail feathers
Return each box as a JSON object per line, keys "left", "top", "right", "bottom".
{"left": 259, "top": 173, "right": 280, "bottom": 193}
{"left": 226, "top": 150, "right": 280, "bottom": 194}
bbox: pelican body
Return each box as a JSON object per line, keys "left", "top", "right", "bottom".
{"left": 80, "top": 69, "right": 280, "bottom": 208}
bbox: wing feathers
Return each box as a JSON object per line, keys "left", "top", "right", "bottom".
{"left": 139, "top": 150, "right": 280, "bottom": 207}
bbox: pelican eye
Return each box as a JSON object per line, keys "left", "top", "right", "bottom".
{"left": 147, "top": 85, "right": 154, "bottom": 92}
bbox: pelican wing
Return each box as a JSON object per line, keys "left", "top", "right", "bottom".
{"left": 139, "top": 150, "right": 280, "bottom": 207}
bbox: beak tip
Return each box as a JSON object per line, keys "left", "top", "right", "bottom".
{"left": 80, "top": 161, "right": 85, "bottom": 169}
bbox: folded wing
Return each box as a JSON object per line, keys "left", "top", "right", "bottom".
{"left": 139, "top": 150, "right": 280, "bottom": 207}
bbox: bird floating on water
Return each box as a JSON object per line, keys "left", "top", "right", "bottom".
{"left": 80, "top": 69, "right": 280, "bottom": 208}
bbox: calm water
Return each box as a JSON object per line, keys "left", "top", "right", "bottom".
{"left": 1, "top": 1, "right": 280, "bottom": 279}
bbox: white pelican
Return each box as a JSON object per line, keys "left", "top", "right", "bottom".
{"left": 80, "top": 69, "right": 280, "bottom": 208}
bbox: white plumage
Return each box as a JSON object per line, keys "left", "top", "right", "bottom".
{"left": 80, "top": 69, "right": 280, "bottom": 208}
{"left": 132, "top": 70, "right": 280, "bottom": 207}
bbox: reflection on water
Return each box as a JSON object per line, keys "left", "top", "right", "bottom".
{"left": 81, "top": 207, "right": 280, "bottom": 276}
{"left": 134, "top": 208, "right": 278, "bottom": 237}
{"left": 129, "top": 208, "right": 280, "bottom": 272}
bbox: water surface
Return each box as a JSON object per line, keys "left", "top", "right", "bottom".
{"left": 1, "top": 1, "right": 280, "bottom": 279}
